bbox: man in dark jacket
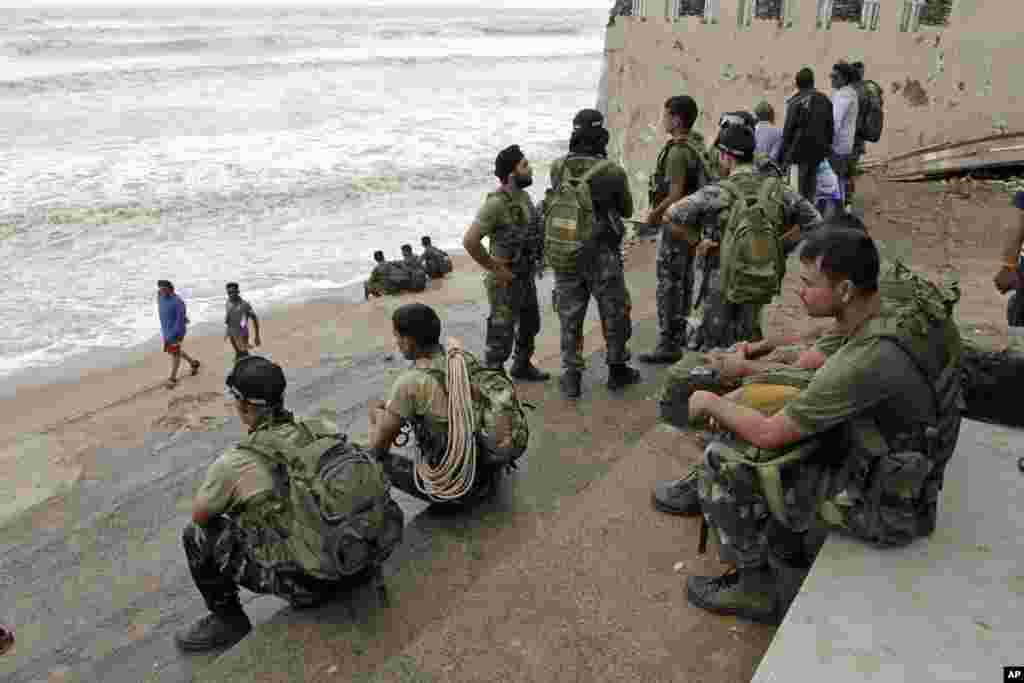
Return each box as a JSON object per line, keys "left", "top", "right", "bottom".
{"left": 780, "top": 67, "right": 834, "bottom": 203}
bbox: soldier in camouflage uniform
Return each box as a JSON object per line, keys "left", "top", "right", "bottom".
{"left": 549, "top": 108, "right": 641, "bottom": 399}
{"left": 651, "top": 124, "right": 821, "bottom": 519}
{"left": 638, "top": 95, "right": 708, "bottom": 365}
{"left": 177, "top": 357, "right": 385, "bottom": 651}
{"left": 683, "top": 228, "right": 961, "bottom": 624}
{"left": 463, "top": 145, "right": 550, "bottom": 381}
{"left": 668, "top": 123, "right": 821, "bottom": 353}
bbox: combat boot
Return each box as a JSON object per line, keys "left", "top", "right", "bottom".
{"left": 510, "top": 358, "right": 551, "bottom": 382}
{"left": 560, "top": 371, "right": 581, "bottom": 399}
{"left": 651, "top": 463, "right": 705, "bottom": 516}
{"left": 606, "top": 364, "right": 641, "bottom": 391}
{"left": 638, "top": 344, "right": 682, "bottom": 364}
{"left": 686, "top": 565, "right": 782, "bottom": 625}
{"left": 174, "top": 609, "right": 252, "bottom": 652}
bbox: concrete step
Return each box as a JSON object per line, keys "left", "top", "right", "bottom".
{"left": 752, "top": 419, "right": 1024, "bottom": 682}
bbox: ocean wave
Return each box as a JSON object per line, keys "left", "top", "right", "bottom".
{"left": 0, "top": 48, "right": 603, "bottom": 95}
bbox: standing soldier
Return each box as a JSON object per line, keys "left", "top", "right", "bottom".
{"left": 545, "top": 108, "right": 641, "bottom": 399}
{"left": 639, "top": 95, "right": 711, "bottom": 364}
{"left": 463, "top": 145, "right": 550, "bottom": 381}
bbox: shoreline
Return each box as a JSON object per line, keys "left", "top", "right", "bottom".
{"left": 0, "top": 248, "right": 469, "bottom": 401}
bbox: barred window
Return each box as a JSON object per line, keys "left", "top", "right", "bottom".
{"left": 832, "top": 0, "right": 863, "bottom": 21}
{"left": 674, "top": 0, "right": 706, "bottom": 17}
{"left": 919, "top": 0, "right": 953, "bottom": 26}
{"left": 755, "top": 0, "right": 783, "bottom": 19}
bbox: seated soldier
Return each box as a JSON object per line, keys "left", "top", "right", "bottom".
{"left": 367, "top": 303, "right": 449, "bottom": 471}
{"left": 365, "top": 250, "right": 397, "bottom": 299}
{"left": 365, "top": 250, "right": 426, "bottom": 298}
{"left": 401, "top": 243, "right": 425, "bottom": 273}
{"left": 420, "top": 235, "right": 454, "bottom": 278}
{"left": 176, "top": 356, "right": 402, "bottom": 651}
{"left": 681, "top": 227, "right": 961, "bottom": 624}
{"left": 367, "top": 303, "right": 519, "bottom": 503}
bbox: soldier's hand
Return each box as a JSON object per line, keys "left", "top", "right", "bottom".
{"left": 647, "top": 209, "right": 663, "bottom": 226}
{"left": 695, "top": 239, "right": 719, "bottom": 258}
{"left": 995, "top": 265, "right": 1019, "bottom": 294}
{"left": 490, "top": 257, "right": 516, "bottom": 284}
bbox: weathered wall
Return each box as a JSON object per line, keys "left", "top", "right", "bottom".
{"left": 604, "top": 0, "right": 1022, "bottom": 210}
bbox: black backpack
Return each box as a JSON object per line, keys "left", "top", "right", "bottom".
{"left": 856, "top": 80, "right": 885, "bottom": 143}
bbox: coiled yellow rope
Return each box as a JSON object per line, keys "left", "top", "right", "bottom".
{"left": 413, "top": 346, "right": 478, "bottom": 501}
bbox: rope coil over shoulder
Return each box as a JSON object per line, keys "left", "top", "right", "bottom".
{"left": 413, "top": 348, "right": 479, "bottom": 501}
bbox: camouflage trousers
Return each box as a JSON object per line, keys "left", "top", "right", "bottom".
{"left": 655, "top": 232, "right": 695, "bottom": 350}
{"left": 697, "top": 444, "right": 828, "bottom": 569}
{"left": 183, "top": 516, "right": 348, "bottom": 614}
{"left": 553, "top": 244, "right": 632, "bottom": 372}
{"left": 484, "top": 271, "right": 541, "bottom": 367}
{"left": 688, "top": 268, "right": 764, "bottom": 351}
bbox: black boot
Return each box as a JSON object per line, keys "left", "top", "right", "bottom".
{"left": 510, "top": 358, "right": 551, "bottom": 382}
{"left": 174, "top": 609, "right": 252, "bottom": 652}
{"left": 607, "top": 364, "right": 641, "bottom": 391}
{"left": 560, "top": 371, "right": 581, "bottom": 399}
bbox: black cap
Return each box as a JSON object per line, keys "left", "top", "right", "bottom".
{"left": 572, "top": 108, "right": 605, "bottom": 131}
{"left": 716, "top": 124, "right": 756, "bottom": 161}
{"left": 226, "top": 356, "right": 286, "bottom": 406}
{"left": 494, "top": 144, "right": 525, "bottom": 180}
{"left": 719, "top": 110, "right": 757, "bottom": 131}
{"left": 157, "top": 279, "right": 173, "bottom": 289}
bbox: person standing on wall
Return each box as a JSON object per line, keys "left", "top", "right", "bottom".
{"left": 780, "top": 68, "right": 834, "bottom": 204}
{"left": 224, "top": 282, "right": 260, "bottom": 362}
{"left": 829, "top": 61, "right": 860, "bottom": 207}
{"left": 463, "top": 145, "right": 550, "bottom": 381}
{"left": 639, "top": 95, "right": 711, "bottom": 364}
{"left": 158, "top": 279, "right": 200, "bottom": 389}
{"left": 545, "top": 108, "right": 641, "bottom": 399}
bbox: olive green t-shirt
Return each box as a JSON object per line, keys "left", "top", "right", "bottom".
{"left": 386, "top": 348, "right": 450, "bottom": 438}
{"left": 664, "top": 142, "right": 695, "bottom": 188}
{"left": 474, "top": 188, "right": 532, "bottom": 239}
{"left": 783, "top": 327, "right": 936, "bottom": 439}
{"left": 194, "top": 446, "right": 275, "bottom": 516}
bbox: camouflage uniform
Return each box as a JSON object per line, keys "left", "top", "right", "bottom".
{"left": 667, "top": 164, "right": 821, "bottom": 352}
{"left": 651, "top": 131, "right": 708, "bottom": 352}
{"left": 477, "top": 190, "right": 543, "bottom": 368}
{"left": 698, "top": 269, "right": 962, "bottom": 568}
{"left": 183, "top": 417, "right": 367, "bottom": 615}
{"left": 550, "top": 154, "right": 636, "bottom": 374}
{"left": 365, "top": 262, "right": 405, "bottom": 297}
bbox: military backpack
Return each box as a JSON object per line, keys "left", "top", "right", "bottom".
{"left": 855, "top": 79, "right": 885, "bottom": 144}
{"left": 543, "top": 156, "right": 615, "bottom": 273}
{"left": 717, "top": 173, "right": 787, "bottom": 305}
{"left": 239, "top": 419, "right": 405, "bottom": 580}
{"left": 416, "top": 350, "right": 530, "bottom": 468}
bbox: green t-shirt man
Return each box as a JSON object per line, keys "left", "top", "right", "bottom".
{"left": 386, "top": 346, "right": 450, "bottom": 446}
{"left": 473, "top": 187, "right": 533, "bottom": 266}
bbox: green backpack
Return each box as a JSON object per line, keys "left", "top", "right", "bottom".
{"left": 239, "top": 418, "right": 405, "bottom": 580}
{"left": 419, "top": 351, "right": 530, "bottom": 467}
{"left": 717, "top": 174, "right": 787, "bottom": 305}
{"left": 543, "top": 157, "right": 615, "bottom": 273}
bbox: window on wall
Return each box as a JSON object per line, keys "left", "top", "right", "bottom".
{"left": 738, "top": 0, "right": 784, "bottom": 25}
{"left": 919, "top": 0, "right": 953, "bottom": 26}
{"left": 755, "top": 0, "right": 783, "bottom": 19}
{"left": 861, "top": 0, "right": 881, "bottom": 29}
{"left": 674, "top": 0, "right": 706, "bottom": 17}
{"left": 899, "top": 0, "right": 925, "bottom": 31}
{"left": 631, "top": 0, "right": 647, "bottom": 17}
{"left": 832, "top": 0, "right": 864, "bottom": 21}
